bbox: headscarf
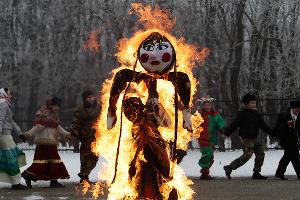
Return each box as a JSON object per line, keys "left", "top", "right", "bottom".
{"left": 34, "top": 97, "right": 59, "bottom": 128}
{"left": 0, "top": 88, "right": 8, "bottom": 104}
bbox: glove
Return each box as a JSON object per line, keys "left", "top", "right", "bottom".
{"left": 19, "top": 134, "right": 26, "bottom": 142}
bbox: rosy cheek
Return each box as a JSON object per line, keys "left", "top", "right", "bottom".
{"left": 140, "top": 54, "right": 149, "bottom": 63}
{"left": 162, "top": 53, "right": 171, "bottom": 62}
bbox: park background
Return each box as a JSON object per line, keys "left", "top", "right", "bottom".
{"left": 0, "top": 0, "right": 299, "bottom": 150}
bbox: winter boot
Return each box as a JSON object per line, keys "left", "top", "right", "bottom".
{"left": 22, "top": 173, "right": 34, "bottom": 189}
{"left": 223, "top": 165, "right": 232, "bottom": 180}
{"left": 275, "top": 174, "right": 288, "bottom": 180}
{"left": 200, "top": 173, "right": 215, "bottom": 180}
{"left": 50, "top": 180, "right": 64, "bottom": 188}
{"left": 252, "top": 172, "right": 267, "bottom": 180}
{"left": 11, "top": 183, "right": 27, "bottom": 190}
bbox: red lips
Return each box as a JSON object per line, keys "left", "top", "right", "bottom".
{"left": 150, "top": 61, "right": 160, "bottom": 65}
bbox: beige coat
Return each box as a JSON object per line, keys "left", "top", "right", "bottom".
{"left": 24, "top": 124, "right": 70, "bottom": 145}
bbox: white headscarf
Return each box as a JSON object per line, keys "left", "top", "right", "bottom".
{"left": 0, "top": 88, "right": 8, "bottom": 104}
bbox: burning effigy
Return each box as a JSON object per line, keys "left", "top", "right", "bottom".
{"left": 80, "top": 3, "right": 209, "bottom": 200}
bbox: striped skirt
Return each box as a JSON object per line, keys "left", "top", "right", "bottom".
{"left": 0, "top": 134, "right": 26, "bottom": 184}
{"left": 22, "top": 145, "right": 70, "bottom": 181}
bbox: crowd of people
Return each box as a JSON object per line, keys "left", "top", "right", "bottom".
{"left": 0, "top": 88, "right": 100, "bottom": 189}
{"left": 197, "top": 93, "right": 300, "bottom": 181}
{"left": 0, "top": 87, "right": 300, "bottom": 191}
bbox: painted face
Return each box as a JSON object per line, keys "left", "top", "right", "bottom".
{"left": 138, "top": 34, "right": 174, "bottom": 74}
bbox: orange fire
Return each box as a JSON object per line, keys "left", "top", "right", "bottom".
{"left": 83, "top": 27, "right": 104, "bottom": 55}
{"left": 81, "top": 3, "right": 208, "bottom": 200}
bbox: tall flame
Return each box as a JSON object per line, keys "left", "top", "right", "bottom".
{"left": 83, "top": 27, "right": 104, "bottom": 54}
{"left": 80, "top": 3, "right": 209, "bottom": 199}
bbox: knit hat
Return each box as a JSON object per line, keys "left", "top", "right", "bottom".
{"left": 242, "top": 93, "right": 256, "bottom": 104}
{"left": 290, "top": 100, "right": 300, "bottom": 108}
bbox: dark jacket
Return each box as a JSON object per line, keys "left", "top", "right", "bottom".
{"left": 70, "top": 103, "right": 101, "bottom": 143}
{"left": 274, "top": 109, "right": 300, "bottom": 149}
{"left": 224, "top": 108, "right": 273, "bottom": 139}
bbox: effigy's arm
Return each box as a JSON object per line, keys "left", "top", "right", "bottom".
{"left": 107, "top": 69, "right": 141, "bottom": 129}
{"left": 168, "top": 72, "right": 192, "bottom": 132}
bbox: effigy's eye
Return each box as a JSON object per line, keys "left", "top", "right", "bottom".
{"left": 143, "top": 45, "right": 154, "bottom": 51}
{"left": 156, "top": 44, "right": 169, "bottom": 50}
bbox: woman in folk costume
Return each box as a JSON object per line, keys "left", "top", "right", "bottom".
{"left": 22, "top": 97, "right": 71, "bottom": 188}
{"left": 0, "top": 88, "right": 27, "bottom": 189}
{"left": 197, "top": 96, "right": 226, "bottom": 180}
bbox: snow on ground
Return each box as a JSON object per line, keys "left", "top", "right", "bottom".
{"left": 181, "top": 149, "right": 289, "bottom": 177}
{"left": 0, "top": 148, "right": 296, "bottom": 187}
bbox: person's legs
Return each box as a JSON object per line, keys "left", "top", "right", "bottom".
{"left": 224, "top": 138, "right": 254, "bottom": 179}
{"left": 78, "top": 142, "right": 98, "bottom": 183}
{"left": 0, "top": 135, "right": 27, "bottom": 189}
{"left": 288, "top": 147, "right": 300, "bottom": 179}
{"left": 229, "top": 138, "right": 254, "bottom": 169}
{"left": 253, "top": 141, "right": 265, "bottom": 172}
{"left": 199, "top": 146, "right": 214, "bottom": 179}
{"left": 275, "top": 149, "right": 290, "bottom": 179}
{"left": 252, "top": 141, "right": 267, "bottom": 179}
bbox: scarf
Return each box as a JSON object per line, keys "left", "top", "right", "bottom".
{"left": 34, "top": 97, "right": 59, "bottom": 128}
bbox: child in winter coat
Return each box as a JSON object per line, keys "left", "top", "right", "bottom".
{"left": 222, "top": 93, "right": 274, "bottom": 180}
{"left": 70, "top": 90, "right": 101, "bottom": 183}
{"left": 0, "top": 88, "right": 27, "bottom": 190}
{"left": 22, "top": 97, "right": 72, "bottom": 188}
{"left": 197, "top": 96, "right": 226, "bottom": 180}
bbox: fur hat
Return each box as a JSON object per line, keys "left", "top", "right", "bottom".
{"left": 242, "top": 93, "right": 256, "bottom": 104}
{"left": 290, "top": 100, "right": 300, "bottom": 108}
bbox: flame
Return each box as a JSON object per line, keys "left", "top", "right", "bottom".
{"left": 191, "top": 111, "right": 204, "bottom": 139}
{"left": 83, "top": 27, "right": 103, "bottom": 54}
{"left": 75, "top": 180, "right": 90, "bottom": 196}
{"left": 83, "top": 3, "right": 209, "bottom": 200}
{"left": 129, "top": 3, "right": 175, "bottom": 32}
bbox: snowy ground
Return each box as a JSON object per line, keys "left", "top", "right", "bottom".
{"left": 0, "top": 148, "right": 296, "bottom": 188}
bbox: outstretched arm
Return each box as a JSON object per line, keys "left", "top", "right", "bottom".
{"left": 168, "top": 72, "right": 192, "bottom": 132}
{"left": 107, "top": 69, "right": 141, "bottom": 129}
{"left": 258, "top": 113, "right": 273, "bottom": 136}
{"left": 223, "top": 112, "right": 243, "bottom": 137}
{"left": 70, "top": 107, "right": 83, "bottom": 138}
